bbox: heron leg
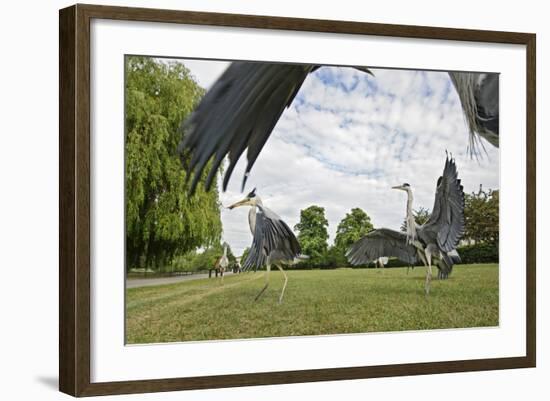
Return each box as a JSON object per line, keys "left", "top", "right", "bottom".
{"left": 425, "top": 249, "right": 433, "bottom": 295}
{"left": 276, "top": 264, "right": 288, "bottom": 304}
{"left": 254, "top": 264, "right": 270, "bottom": 301}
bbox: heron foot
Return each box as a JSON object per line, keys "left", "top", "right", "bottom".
{"left": 425, "top": 273, "right": 432, "bottom": 295}
{"left": 425, "top": 275, "right": 432, "bottom": 295}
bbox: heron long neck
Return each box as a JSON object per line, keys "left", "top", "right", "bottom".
{"left": 405, "top": 189, "right": 417, "bottom": 244}
{"left": 248, "top": 207, "right": 257, "bottom": 235}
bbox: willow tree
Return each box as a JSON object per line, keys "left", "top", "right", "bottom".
{"left": 125, "top": 56, "right": 222, "bottom": 270}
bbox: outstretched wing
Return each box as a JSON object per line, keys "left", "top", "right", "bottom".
{"left": 449, "top": 72, "right": 499, "bottom": 149}
{"left": 242, "top": 206, "right": 301, "bottom": 271}
{"left": 346, "top": 228, "right": 418, "bottom": 266}
{"left": 422, "top": 157, "right": 465, "bottom": 253}
{"left": 179, "top": 63, "right": 374, "bottom": 194}
{"left": 178, "top": 62, "right": 313, "bottom": 193}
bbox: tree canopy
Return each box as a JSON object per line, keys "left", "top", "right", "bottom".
{"left": 464, "top": 187, "right": 499, "bottom": 245}
{"left": 294, "top": 205, "right": 329, "bottom": 264}
{"left": 125, "top": 56, "right": 223, "bottom": 270}
{"left": 335, "top": 208, "right": 374, "bottom": 250}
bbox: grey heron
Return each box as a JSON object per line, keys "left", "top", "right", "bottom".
{"left": 346, "top": 156, "right": 465, "bottom": 294}
{"left": 178, "top": 62, "right": 498, "bottom": 193}
{"left": 218, "top": 243, "right": 229, "bottom": 282}
{"left": 227, "top": 188, "right": 301, "bottom": 303}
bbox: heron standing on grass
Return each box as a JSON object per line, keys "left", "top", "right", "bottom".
{"left": 178, "top": 62, "right": 499, "bottom": 194}
{"left": 219, "top": 244, "right": 229, "bottom": 282}
{"left": 227, "top": 188, "right": 301, "bottom": 303}
{"left": 346, "top": 156, "right": 465, "bottom": 294}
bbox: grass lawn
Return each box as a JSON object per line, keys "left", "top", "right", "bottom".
{"left": 125, "top": 264, "right": 498, "bottom": 344}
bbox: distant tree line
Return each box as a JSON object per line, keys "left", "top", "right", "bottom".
{"left": 291, "top": 206, "right": 374, "bottom": 269}
{"left": 171, "top": 242, "right": 238, "bottom": 273}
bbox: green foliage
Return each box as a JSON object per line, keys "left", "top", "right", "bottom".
{"left": 323, "top": 245, "right": 349, "bottom": 269}
{"left": 167, "top": 251, "right": 198, "bottom": 272}
{"left": 400, "top": 206, "right": 431, "bottom": 232}
{"left": 171, "top": 242, "right": 237, "bottom": 272}
{"left": 294, "top": 205, "right": 329, "bottom": 266}
{"left": 464, "top": 187, "right": 499, "bottom": 245}
{"left": 457, "top": 243, "right": 499, "bottom": 264}
{"left": 328, "top": 208, "right": 374, "bottom": 267}
{"left": 335, "top": 208, "right": 374, "bottom": 250}
{"left": 192, "top": 246, "right": 224, "bottom": 271}
{"left": 125, "top": 56, "right": 222, "bottom": 270}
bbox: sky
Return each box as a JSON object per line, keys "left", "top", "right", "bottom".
{"left": 170, "top": 58, "right": 500, "bottom": 255}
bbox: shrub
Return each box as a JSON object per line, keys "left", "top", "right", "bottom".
{"left": 456, "top": 243, "right": 499, "bottom": 264}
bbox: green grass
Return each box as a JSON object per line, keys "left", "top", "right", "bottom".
{"left": 125, "top": 264, "right": 498, "bottom": 344}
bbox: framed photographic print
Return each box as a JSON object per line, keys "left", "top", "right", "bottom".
{"left": 59, "top": 3, "right": 536, "bottom": 397}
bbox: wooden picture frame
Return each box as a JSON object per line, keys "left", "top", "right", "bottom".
{"left": 59, "top": 3, "right": 536, "bottom": 397}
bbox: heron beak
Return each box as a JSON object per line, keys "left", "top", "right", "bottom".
{"left": 392, "top": 185, "right": 403, "bottom": 190}
{"left": 228, "top": 198, "right": 250, "bottom": 209}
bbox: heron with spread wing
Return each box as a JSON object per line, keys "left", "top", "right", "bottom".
{"left": 178, "top": 61, "right": 498, "bottom": 194}
{"left": 227, "top": 188, "right": 301, "bottom": 303}
{"left": 346, "top": 156, "right": 465, "bottom": 294}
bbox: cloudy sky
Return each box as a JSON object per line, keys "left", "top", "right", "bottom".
{"left": 170, "top": 58, "right": 500, "bottom": 255}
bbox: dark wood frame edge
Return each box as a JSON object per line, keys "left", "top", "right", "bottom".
{"left": 59, "top": 3, "right": 536, "bottom": 397}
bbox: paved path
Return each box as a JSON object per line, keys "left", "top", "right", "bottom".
{"left": 126, "top": 271, "right": 234, "bottom": 289}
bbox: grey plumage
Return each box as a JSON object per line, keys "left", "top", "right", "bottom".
{"left": 243, "top": 204, "right": 301, "bottom": 271}
{"left": 438, "top": 249, "right": 461, "bottom": 279}
{"left": 346, "top": 156, "right": 465, "bottom": 292}
{"left": 179, "top": 62, "right": 312, "bottom": 193}
{"left": 347, "top": 228, "right": 417, "bottom": 266}
{"left": 449, "top": 72, "right": 499, "bottom": 150}
{"left": 178, "top": 63, "right": 498, "bottom": 194}
{"left": 227, "top": 189, "right": 300, "bottom": 302}
{"left": 420, "top": 156, "right": 465, "bottom": 253}
{"left": 347, "top": 228, "right": 460, "bottom": 279}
